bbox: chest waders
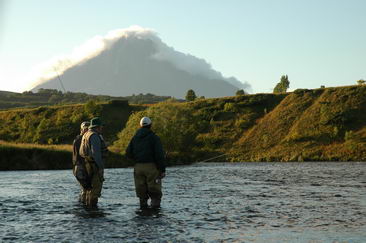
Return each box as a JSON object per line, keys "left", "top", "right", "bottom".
{"left": 80, "top": 130, "right": 105, "bottom": 207}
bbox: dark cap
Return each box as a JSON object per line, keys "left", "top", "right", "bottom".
{"left": 89, "top": 117, "right": 104, "bottom": 128}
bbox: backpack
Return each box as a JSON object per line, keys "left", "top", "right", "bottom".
{"left": 72, "top": 135, "right": 91, "bottom": 189}
{"left": 79, "top": 130, "right": 97, "bottom": 161}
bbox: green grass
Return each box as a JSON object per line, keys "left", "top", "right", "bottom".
{"left": 231, "top": 85, "right": 366, "bottom": 161}
{"left": 0, "top": 140, "right": 130, "bottom": 170}
{"left": 1, "top": 85, "right": 365, "bottom": 170}
{"left": 112, "top": 85, "right": 366, "bottom": 162}
{"left": 0, "top": 101, "right": 141, "bottom": 145}
{"left": 111, "top": 93, "right": 287, "bottom": 163}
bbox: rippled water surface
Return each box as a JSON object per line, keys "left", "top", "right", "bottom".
{"left": 1, "top": 162, "right": 366, "bottom": 242}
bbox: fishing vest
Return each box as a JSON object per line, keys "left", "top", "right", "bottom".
{"left": 80, "top": 130, "right": 98, "bottom": 161}
{"left": 79, "top": 130, "right": 108, "bottom": 161}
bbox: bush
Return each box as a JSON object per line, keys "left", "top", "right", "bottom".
{"left": 84, "top": 100, "right": 102, "bottom": 116}
{"left": 112, "top": 102, "right": 204, "bottom": 163}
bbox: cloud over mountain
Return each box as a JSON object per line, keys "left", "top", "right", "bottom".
{"left": 31, "top": 26, "right": 251, "bottom": 98}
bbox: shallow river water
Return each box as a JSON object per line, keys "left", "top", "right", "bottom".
{"left": 1, "top": 162, "right": 366, "bottom": 242}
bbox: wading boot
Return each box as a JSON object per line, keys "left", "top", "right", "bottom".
{"left": 88, "top": 198, "right": 98, "bottom": 208}
{"left": 79, "top": 191, "right": 86, "bottom": 204}
{"left": 151, "top": 198, "right": 161, "bottom": 209}
{"left": 139, "top": 198, "right": 148, "bottom": 209}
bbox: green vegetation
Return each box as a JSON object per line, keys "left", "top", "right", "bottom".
{"left": 0, "top": 141, "right": 72, "bottom": 170}
{"left": 185, "top": 89, "right": 197, "bottom": 101}
{"left": 232, "top": 86, "right": 366, "bottom": 161}
{"left": 0, "top": 141, "right": 129, "bottom": 170}
{"left": 0, "top": 100, "right": 138, "bottom": 144}
{"left": 0, "top": 89, "right": 172, "bottom": 110}
{"left": 1, "top": 85, "right": 365, "bottom": 170}
{"left": 111, "top": 93, "right": 286, "bottom": 163}
{"left": 113, "top": 85, "right": 366, "bottom": 163}
{"left": 273, "top": 75, "right": 290, "bottom": 93}
{"left": 357, "top": 79, "right": 365, "bottom": 85}
{"left": 236, "top": 89, "right": 245, "bottom": 96}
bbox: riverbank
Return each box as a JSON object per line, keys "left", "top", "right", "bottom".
{"left": 1, "top": 85, "right": 366, "bottom": 166}
{"left": 0, "top": 141, "right": 130, "bottom": 170}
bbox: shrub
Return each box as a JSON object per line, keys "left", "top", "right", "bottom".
{"left": 84, "top": 100, "right": 102, "bottom": 116}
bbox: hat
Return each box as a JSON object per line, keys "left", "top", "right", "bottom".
{"left": 140, "top": 117, "right": 152, "bottom": 127}
{"left": 80, "top": 121, "right": 90, "bottom": 129}
{"left": 90, "top": 117, "right": 104, "bottom": 128}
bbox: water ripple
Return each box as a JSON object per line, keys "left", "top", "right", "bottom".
{"left": 0, "top": 163, "right": 366, "bottom": 242}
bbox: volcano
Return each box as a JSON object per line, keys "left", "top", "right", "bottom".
{"left": 31, "top": 26, "right": 250, "bottom": 98}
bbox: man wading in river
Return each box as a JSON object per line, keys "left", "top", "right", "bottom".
{"left": 126, "top": 117, "right": 166, "bottom": 209}
{"left": 80, "top": 117, "right": 108, "bottom": 207}
{"left": 72, "top": 121, "right": 91, "bottom": 204}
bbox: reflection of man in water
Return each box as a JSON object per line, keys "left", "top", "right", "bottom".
{"left": 72, "top": 121, "right": 91, "bottom": 204}
{"left": 126, "top": 117, "right": 166, "bottom": 209}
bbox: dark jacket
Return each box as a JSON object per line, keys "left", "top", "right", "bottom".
{"left": 73, "top": 134, "right": 91, "bottom": 189}
{"left": 72, "top": 135, "right": 84, "bottom": 166}
{"left": 126, "top": 127, "right": 166, "bottom": 173}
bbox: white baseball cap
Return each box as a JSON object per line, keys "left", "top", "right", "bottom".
{"left": 80, "top": 121, "right": 90, "bottom": 129}
{"left": 140, "top": 117, "right": 152, "bottom": 127}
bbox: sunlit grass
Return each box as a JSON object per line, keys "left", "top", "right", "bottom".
{"left": 0, "top": 140, "right": 72, "bottom": 151}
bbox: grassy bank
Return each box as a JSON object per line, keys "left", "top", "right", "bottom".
{"left": 232, "top": 86, "right": 366, "bottom": 161}
{"left": 0, "top": 141, "right": 130, "bottom": 170}
{"left": 111, "top": 93, "right": 286, "bottom": 162}
{"left": 1, "top": 85, "right": 365, "bottom": 170}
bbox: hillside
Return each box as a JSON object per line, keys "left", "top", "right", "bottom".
{"left": 1, "top": 85, "right": 365, "bottom": 170}
{"left": 232, "top": 86, "right": 366, "bottom": 161}
{"left": 0, "top": 100, "right": 139, "bottom": 144}
{"left": 113, "top": 85, "right": 366, "bottom": 162}
{"left": 111, "top": 93, "right": 287, "bottom": 162}
{"left": 0, "top": 88, "right": 171, "bottom": 110}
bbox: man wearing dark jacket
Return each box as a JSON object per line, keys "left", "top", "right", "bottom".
{"left": 126, "top": 117, "right": 166, "bottom": 209}
{"left": 72, "top": 121, "right": 91, "bottom": 203}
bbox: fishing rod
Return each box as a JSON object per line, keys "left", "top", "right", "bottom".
{"left": 197, "top": 153, "right": 227, "bottom": 163}
{"left": 54, "top": 67, "right": 66, "bottom": 93}
{"left": 165, "top": 152, "right": 227, "bottom": 163}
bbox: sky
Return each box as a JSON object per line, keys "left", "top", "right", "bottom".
{"left": 0, "top": 0, "right": 365, "bottom": 94}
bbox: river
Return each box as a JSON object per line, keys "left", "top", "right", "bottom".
{"left": 1, "top": 162, "right": 365, "bottom": 242}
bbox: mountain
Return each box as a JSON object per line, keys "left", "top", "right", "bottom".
{"left": 31, "top": 26, "right": 250, "bottom": 98}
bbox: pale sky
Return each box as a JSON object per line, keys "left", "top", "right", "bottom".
{"left": 0, "top": 0, "right": 365, "bottom": 94}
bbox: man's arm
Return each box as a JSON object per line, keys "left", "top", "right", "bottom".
{"left": 90, "top": 134, "right": 104, "bottom": 169}
{"left": 153, "top": 135, "right": 166, "bottom": 173}
{"left": 72, "top": 136, "right": 81, "bottom": 165}
{"left": 125, "top": 138, "right": 134, "bottom": 160}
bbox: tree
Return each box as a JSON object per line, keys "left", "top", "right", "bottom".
{"left": 357, "top": 79, "right": 365, "bottom": 85}
{"left": 185, "top": 89, "right": 197, "bottom": 101}
{"left": 236, "top": 89, "right": 245, "bottom": 96}
{"left": 84, "top": 100, "right": 102, "bottom": 116}
{"left": 273, "top": 75, "right": 290, "bottom": 93}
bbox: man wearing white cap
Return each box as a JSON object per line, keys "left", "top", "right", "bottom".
{"left": 72, "top": 121, "right": 91, "bottom": 204}
{"left": 126, "top": 117, "right": 166, "bottom": 209}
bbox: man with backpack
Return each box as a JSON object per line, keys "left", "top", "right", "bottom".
{"left": 126, "top": 117, "right": 166, "bottom": 209}
{"left": 79, "top": 117, "right": 108, "bottom": 207}
{"left": 72, "top": 121, "right": 91, "bottom": 204}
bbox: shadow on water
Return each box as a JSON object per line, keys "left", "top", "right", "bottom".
{"left": 71, "top": 203, "right": 109, "bottom": 219}
{"left": 135, "top": 207, "right": 163, "bottom": 218}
